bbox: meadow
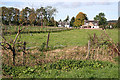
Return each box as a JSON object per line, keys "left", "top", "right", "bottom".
{"left": 2, "top": 27, "right": 119, "bottom": 78}
{"left": 5, "top": 28, "right": 118, "bottom": 49}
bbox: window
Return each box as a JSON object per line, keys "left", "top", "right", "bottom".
{"left": 86, "top": 23, "right": 88, "bottom": 25}
{"left": 95, "top": 23, "right": 97, "bottom": 25}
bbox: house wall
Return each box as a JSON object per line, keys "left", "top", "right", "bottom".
{"left": 58, "top": 25, "right": 62, "bottom": 27}
{"left": 82, "top": 20, "right": 99, "bottom": 28}
{"left": 89, "top": 22, "right": 94, "bottom": 27}
{"left": 91, "top": 26, "right": 99, "bottom": 28}
{"left": 65, "top": 25, "right": 70, "bottom": 28}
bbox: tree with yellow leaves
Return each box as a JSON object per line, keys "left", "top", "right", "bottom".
{"left": 74, "top": 12, "right": 88, "bottom": 27}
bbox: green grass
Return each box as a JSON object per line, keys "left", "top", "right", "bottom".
{"left": 2, "top": 60, "right": 118, "bottom": 78}
{"left": 5, "top": 29, "right": 118, "bottom": 49}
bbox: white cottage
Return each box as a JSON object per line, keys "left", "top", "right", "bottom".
{"left": 82, "top": 20, "right": 99, "bottom": 28}
{"left": 58, "top": 20, "right": 70, "bottom": 28}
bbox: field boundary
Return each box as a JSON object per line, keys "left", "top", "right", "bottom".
{"left": 3, "top": 28, "right": 74, "bottom": 35}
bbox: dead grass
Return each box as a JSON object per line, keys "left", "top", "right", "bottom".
{"left": 2, "top": 46, "right": 118, "bottom": 66}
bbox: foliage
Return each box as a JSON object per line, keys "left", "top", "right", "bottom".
{"left": 1, "top": 6, "right": 58, "bottom": 26}
{"left": 48, "top": 17, "right": 56, "bottom": 26}
{"left": 70, "top": 16, "right": 75, "bottom": 27}
{"left": 28, "top": 8, "right": 37, "bottom": 26}
{"left": 107, "top": 23, "right": 118, "bottom": 29}
{"left": 2, "top": 7, "right": 20, "bottom": 25}
{"left": 2, "top": 60, "right": 118, "bottom": 78}
{"left": 64, "top": 15, "right": 69, "bottom": 22}
{"left": 38, "top": 42, "right": 46, "bottom": 51}
{"left": 74, "top": 12, "right": 88, "bottom": 27}
{"left": 94, "top": 12, "right": 107, "bottom": 27}
{"left": 19, "top": 7, "right": 31, "bottom": 25}
{"left": 45, "top": 6, "right": 57, "bottom": 18}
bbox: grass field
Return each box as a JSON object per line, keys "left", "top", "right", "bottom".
{"left": 5, "top": 28, "right": 118, "bottom": 49}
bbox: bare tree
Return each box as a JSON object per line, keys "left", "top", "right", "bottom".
{"left": 1, "top": 23, "right": 25, "bottom": 66}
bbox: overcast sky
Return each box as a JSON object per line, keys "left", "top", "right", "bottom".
{"left": 0, "top": 0, "right": 119, "bottom": 21}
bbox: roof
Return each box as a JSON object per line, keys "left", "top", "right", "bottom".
{"left": 84, "top": 20, "right": 98, "bottom": 23}
{"left": 83, "top": 20, "right": 98, "bottom": 26}
{"left": 107, "top": 20, "right": 118, "bottom": 23}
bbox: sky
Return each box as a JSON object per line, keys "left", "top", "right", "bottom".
{"left": 0, "top": 0, "right": 119, "bottom": 21}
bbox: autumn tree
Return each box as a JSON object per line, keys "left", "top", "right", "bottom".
{"left": 70, "top": 16, "right": 75, "bottom": 27}
{"left": 74, "top": 12, "right": 88, "bottom": 27}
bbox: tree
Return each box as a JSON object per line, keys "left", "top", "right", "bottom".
{"left": 28, "top": 8, "right": 37, "bottom": 26}
{"left": 1, "top": 24, "right": 26, "bottom": 66}
{"left": 2, "top": 7, "right": 9, "bottom": 25}
{"left": 47, "top": 17, "right": 54, "bottom": 26}
{"left": 70, "top": 16, "right": 75, "bottom": 27}
{"left": 7, "top": 7, "right": 15, "bottom": 25}
{"left": 1, "top": 6, "right": 58, "bottom": 26}
{"left": 43, "top": 16, "right": 49, "bottom": 26}
{"left": 19, "top": 9, "right": 25, "bottom": 24}
{"left": 19, "top": 7, "right": 31, "bottom": 25}
{"left": 24, "top": 7, "right": 31, "bottom": 25}
{"left": 59, "top": 19, "right": 62, "bottom": 22}
{"left": 64, "top": 15, "right": 69, "bottom": 22}
{"left": 13, "top": 8, "right": 20, "bottom": 25}
{"left": 94, "top": 12, "right": 107, "bottom": 26}
{"left": 36, "top": 7, "right": 46, "bottom": 26}
{"left": 74, "top": 12, "right": 88, "bottom": 27}
{"left": 45, "top": 6, "right": 58, "bottom": 26}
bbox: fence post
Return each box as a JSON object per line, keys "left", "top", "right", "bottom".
{"left": 95, "top": 47, "right": 99, "bottom": 61}
{"left": 23, "top": 42, "right": 26, "bottom": 65}
{"left": 46, "top": 32, "right": 50, "bottom": 49}
{"left": 86, "top": 40, "right": 91, "bottom": 59}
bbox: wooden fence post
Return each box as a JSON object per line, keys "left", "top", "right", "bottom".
{"left": 46, "top": 32, "right": 50, "bottom": 49}
{"left": 96, "top": 47, "right": 99, "bottom": 61}
{"left": 23, "top": 42, "right": 26, "bottom": 66}
{"left": 86, "top": 40, "right": 91, "bottom": 59}
{"left": 12, "top": 47, "right": 16, "bottom": 66}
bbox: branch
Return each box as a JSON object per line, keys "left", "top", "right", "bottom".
{"left": 103, "top": 30, "right": 120, "bottom": 54}
{"left": 13, "top": 22, "right": 26, "bottom": 46}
